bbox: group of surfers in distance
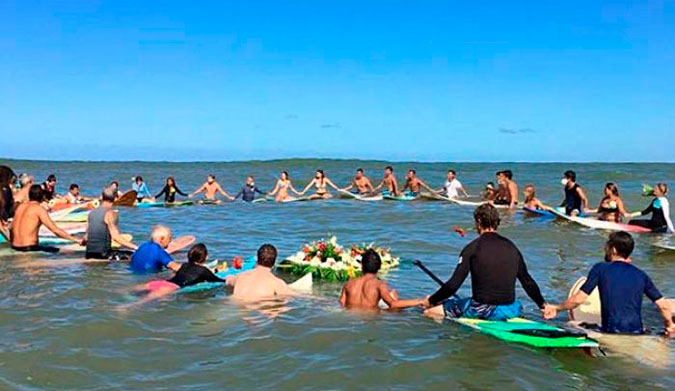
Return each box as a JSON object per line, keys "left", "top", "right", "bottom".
{"left": 0, "top": 164, "right": 674, "bottom": 336}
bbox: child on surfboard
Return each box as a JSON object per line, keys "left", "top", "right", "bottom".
{"left": 340, "top": 249, "right": 424, "bottom": 311}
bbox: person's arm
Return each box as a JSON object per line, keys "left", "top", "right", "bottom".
{"left": 154, "top": 185, "right": 168, "bottom": 200}
{"left": 38, "top": 209, "right": 83, "bottom": 244}
{"left": 391, "top": 178, "right": 399, "bottom": 196}
{"left": 289, "top": 181, "right": 302, "bottom": 196}
{"left": 341, "top": 182, "right": 355, "bottom": 192}
{"left": 509, "top": 183, "right": 518, "bottom": 208}
{"left": 425, "top": 251, "right": 471, "bottom": 307}
{"left": 325, "top": 178, "right": 340, "bottom": 191}
{"left": 268, "top": 181, "right": 280, "bottom": 196}
{"left": 418, "top": 179, "right": 434, "bottom": 193}
{"left": 617, "top": 198, "right": 631, "bottom": 219}
{"left": 216, "top": 185, "right": 235, "bottom": 201}
{"left": 544, "top": 264, "right": 599, "bottom": 319}
{"left": 105, "top": 210, "right": 137, "bottom": 250}
{"left": 233, "top": 187, "right": 244, "bottom": 200}
{"left": 274, "top": 277, "right": 296, "bottom": 296}
{"left": 378, "top": 283, "right": 423, "bottom": 310}
{"left": 225, "top": 275, "right": 237, "bottom": 286}
{"left": 458, "top": 183, "right": 469, "bottom": 197}
{"left": 577, "top": 187, "right": 589, "bottom": 212}
{"left": 373, "top": 180, "right": 384, "bottom": 192}
{"left": 142, "top": 184, "right": 153, "bottom": 198}
{"left": 175, "top": 185, "right": 188, "bottom": 197}
{"left": 254, "top": 186, "right": 265, "bottom": 195}
{"left": 365, "top": 179, "right": 375, "bottom": 193}
{"left": 190, "top": 183, "right": 206, "bottom": 197}
{"left": 661, "top": 199, "right": 675, "bottom": 233}
{"left": 299, "top": 179, "right": 315, "bottom": 196}
{"left": 515, "top": 250, "right": 546, "bottom": 308}
{"left": 158, "top": 250, "right": 181, "bottom": 272}
{"left": 654, "top": 298, "right": 675, "bottom": 335}
{"left": 401, "top": 180, "right": 410, "bottom": 192}
{"left": 339, "top": 285, "right": 347, "bottom": 307}
{"left": 198, "top": 266, "right": 227, "bottom": 283}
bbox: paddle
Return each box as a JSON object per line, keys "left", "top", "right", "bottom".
{"left": 413, "top": 260, "right": 591, "bottom": 339}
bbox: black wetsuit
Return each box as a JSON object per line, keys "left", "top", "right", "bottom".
{"left": 629, "top": 198, "right": 674, "bottom": 233}
{"left": 428, "top": 232, "right": 546, "bottom": 308}
{"left": 155, "top": 185, "right": 187, "bottom": 203}
{"left": 41, "top": 182, "right": 56, "bottom": 201}
{"left": 234, "top": 185, "right": 265, "bottom": 202}
{"left": 167, "top": 263, "right": 226, "bottom": 288}
{"left": 561, "top": 183, "right": 582, "bottom": 215}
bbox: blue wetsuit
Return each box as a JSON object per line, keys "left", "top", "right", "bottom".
{"left": 234, "top": 185, "right": 265, "bottom": 202}
{"left": 580, "top": 261, "right": 663, "bottom": 334}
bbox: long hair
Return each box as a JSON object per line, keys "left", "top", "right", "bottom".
{"left": 0, "top": 165, "right": 16, "bottom": 221}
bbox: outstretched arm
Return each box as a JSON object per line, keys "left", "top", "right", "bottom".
{"left": 418, "top": 179, "right": 434, "bottom": 193}
{"left": 217, "top": 185, "right": 235, "bottom": 201}
{"left": 325, "top": 178, "right": 340, "bottom": 191}
{"left": 190, "top": 183, "right": 206, "bottom": 197}
{"left": 654, "top": 298, "right": 675, "bottom": 336}
{"left": 543, "top": 290, "right": 588, "bottom": 319}
{"left": 577, "top": 187, "right": 589, "bottom": 212}
{"left": 38, "top": 209, "right": 82, "bottom": 244}
{"left": 268, "top": 181, "right": 281, "bottom": 196}
{"left": 379, "top": 283, "right": 423, "bottom": 310}
{"left": 105, "top": 210, "right": 137, "bottom": 250}
{"left": 299, "top": 179, "right": 315, "bottom": 196}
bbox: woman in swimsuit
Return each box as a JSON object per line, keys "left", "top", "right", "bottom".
{"left": 588, "top": 183, "right": 630, "bottom": 223}
{"left": 300, "top": 170, "right": 340, "bottom": 200}
{"left": 269, "top": 171, "right": 301, "bottom": 202}
{"left": 522, "top": 185, "right": 547, "bottom": 210}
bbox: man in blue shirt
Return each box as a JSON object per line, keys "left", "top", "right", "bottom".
{"left": 130, "top": 225, "right": 181, "bottom": 273}
{"left": 544, "top": 232, "right": 675, "bottom": 335}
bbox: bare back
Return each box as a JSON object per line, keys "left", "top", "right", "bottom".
{"left": 11, "top": 202, "right": 46, "bottom": 246}
{"left": 341, "top": 275, "right": 387, "bottom": 310}
{"left": 229, "top": 267, "right": 293, "bottom": 299}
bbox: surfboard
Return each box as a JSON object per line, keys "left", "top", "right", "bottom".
{"left": 337, "top": 190, "right": 383, "bottom": 202}
{"left": 39, "top": 222, "right": 88, "bottom": 237}
{"left": 114, "top": 190, "right": 138, "bottom": 207}
{"left": 53, "top": 210, "right": 89, "bottom": 223}
{"left": 136, "top": 200, "right": 194, "bottom": 208}
{"left": 550, "top": 208, "right": 652, "bottom": 233}
{"left": 167, "top": 235, "right": 196, "bottom": 254}
{"left": 279, "top": 196, "right": 311, "bottom": 203}
{"left": 111, "top": 234, "right": 134, "bottom": 249}
{"left": 522, "top": 206, "right": 555, "bottom": 217}
{"left": 651, "top": 240, "right": 675, "bottom": 251}
{"left": 567, "top": 277, "right": 672, "bottom": 368}
{"left": 382, "top": 192, "right": 419, "bottom": 201}
{"left": 48, "top": 202, "right": 92, "bottom": 222}
{"left": 197, "top": 198, "right": 221, "bottom": 205}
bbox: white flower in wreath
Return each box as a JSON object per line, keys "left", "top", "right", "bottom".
{"left": 326, "top": 257, "right": 337, "bottom": 267}
{"left": 309, "top": 257, "right": 321, "bottom": 266}
{"left": 330, "top": 236, "right": 338, "bottom": 246}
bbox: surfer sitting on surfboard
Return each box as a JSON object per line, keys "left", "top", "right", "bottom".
{"left": 374, "top": 166, "right": 400, "bottom": 197}
{"left": 64, "top": 183, "right": 91, "bottom": 204}
{"left": 189, "top": 175, "right": 235, "bottom": 204}
{"left": 340, "top": 249, "right": 424, "bottom": 311}
{"left": 85, "top": 188, "right": 137, "bottom": 260}
{"left": 341, "top": 168, "right": 375, "bottom": 195}
{"left": 129, "top": 225, "right": 182, "bottom": 273}
{"left": 299, "top": 169, "right": 340, "bottom": 199}
{"left": 422, "top": 204, "right": 547, "bottom": 321}
{"left": 523, "top": 185, "right": 547, "bottom": 210}
{"left": 628, "top": 183, "right": 675, "bottom": 233}
{"left": 268, "top": 171, "right": 301, "bottom": 202}
{"left": 586, "top": 183, "right": 631, "bottom": 223}
{"left": 132, "top": 176, "right": 154, "bottom": 203}
{"left": 127, "top": 244, "right": 226, "bottom": 308}
{"left": 559, "top": 170, "right": 589, "bottom": 216}
{"left": 434, "top": 169, "right": 468, "bottom": 199}
{"left": 401, "top": 169, "right": 433, "bottom": 197}
{"left": 155, "top": 176, "right": 187, "bottom": 203}
{"left": 233, "top": 176, "right": 266, "bottom": 202}
{"left": 225, "top": 244, "right": 295, "bottom": 299}
{"left": 10, "top": 185, "right": 84, "bottom": 253}
{"left": 544, "top": 232, "right": 675, "bottom": 336}
{"left": 494, "top": 170, "right": 519, "bottom": 209}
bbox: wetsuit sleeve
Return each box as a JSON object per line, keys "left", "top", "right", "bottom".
{"left": 175, "top": 186, "right": 187, "bottom": 197}
{"left": 640, "top": 200, "right": 655, "bottom": 216}
{"left": 254, "top": 186, "right": 264, "bottom": 195}
{"left": 233, "top": 187, "right": 244, "bottom": 200}
{"left": 643, "top": 274, "right": 663, "bottom": 302}
{"left": 428, "top": 250, "right": 471, "bottom": 306}
{"left": 661, "top": 199, "right": 675, "bottom": 233}
{"left": 155, "top": 185, "right": 168, "bottom": 199}
{"left": 199, "top": 267, "right": 226, "bottom": 283}
{"left": 516, "top": 250, "right": 546, "bottom": 308}
{"left": 158, "top": 249, "right": 174, "bottom": 267}
{"left": 580, "top": 263, "right": 601, "bottom": 295}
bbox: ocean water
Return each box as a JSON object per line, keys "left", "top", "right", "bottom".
{"left": 0, "top": 159, "right": 673, "bottom": 391}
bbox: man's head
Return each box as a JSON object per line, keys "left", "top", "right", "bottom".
{"left": 447, "top": 170, "right": 456, "bottom": 181}
{"left": 207, "top": 175, "right": 215, "bottom": 183}
{"left": 385, "top": 166, "right": 393, "bottom": 175}
{"left": 361, "top": 248, "right": 382, "bottom": 274}
{"left": 355, "top": 168, "right": 364, "bottom": 179}
{"left": 101, "top": 187, "right": 117, "bottom": 203}
{"left": 29, "top": 184, "right": 45, "bottom": 202}
{"left": 257, "top": 244, "right": 277, "bottom": 268}
{"left": 563, "top": 170, "right": 576, "bottom": 187}
{"left": 502, "top": 170, "right": 513, "bottom": 180}
{"left": 246, "top": 176, "right": 255, "bottom": 186}
{"left": 407, "top": 169, "right": 416, "bottom": 179}
{"left": 69, "top": 183, "right": 79, "bottom": 195}
{"left": 46, "top": 174, "right": 56, "bottom": 184}
{"left": 605, "top": 232, "right": 634, "bottom": 262}
{"left": 151, "top": 225, "right": 173, "bottom": 249}
{"left": 110, "top": 181, "right": 119, "bottom": 189}
{"left": 19, "top": 174, "right": 35, "bottom": 187}
{"left": 188, "top": 243, "right": 208, "bottom": 264}
{"left": 473, "top": 204, "right": 500, "bottom": 233}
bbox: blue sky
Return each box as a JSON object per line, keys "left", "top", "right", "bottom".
{"left": 1, "top": 1, "right": 673, "bottom": 162}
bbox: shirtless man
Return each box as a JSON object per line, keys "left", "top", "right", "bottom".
{"left": 11, "top": 185, "right": 84, "bottom": 253}
{"left": 226, "top": 244, "right": 295, "bottom": 299}
{"left": 341, "top": 168, "right": 375, "bottom": 195}
{"left": 13, "top": 174, "right": 34, "bottom": 204}
{"left": 189, "top": 175, "right": 234, "bottom": 203}
{"left": 340, "top": 249, "right": 424, "bottom": 311}
{"left": 494, "top": 170, "right": 519, "bottom": 209}
{"left": 401, "top": 169, "right": 434, "bottom": 196}
{"left": 374, "top": 166, "right": 399, "bottom": 196}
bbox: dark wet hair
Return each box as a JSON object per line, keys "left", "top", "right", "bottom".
{"left": 0, "top": 166, "right": 16, "bottom": 187}
{"left": 69, "top": 183, "right": 79, "bottom": 191}
{"left": 503, "top": 170, "right": 513, "bottom": 180}
{"left": 604, "top": 182, "right": 619, "bottom": 197}
{"left": 208, "top": 174, "right": 216, "bottom": 180}
{"left": 257, "top": 244, "right": 277, "bottom": 268}
{"left": 606, "top": 232, "right": 634, "bottom": 259}
{"left": 46, "top": 174, "right": 56, "bottom": 182}
{"left": 29, "top": 184, "right": 45, "bottom": 202}
{"left": 448, "top": 169, "right": 456, "bottom": 175}
{"left": 0, "top": 165, "right": 16, "bottom": 221}
{"left": 166, "top": 176, "right": 175, "bottom": 186}
{"left": 485, "top": 181, "right": 496, "bottom": 190}
{"left": 135, "top": 176, "right": 143, "bottom": 182}
{"left": 361, "top": 248, "right": 382, "bottom": 274}
{"left": 409, "top": 169, "right": 416, "bottom": 175}
{"left": 564, "top": 170, "right": 576, "bottom": 181}
{"left": 473, "top": 204, "right": 500, "bottom": 230}
{"left": 356, "top": 168, "right": 364, "bottom": 173}
{"left": 316, "top": 169, "right": 325, "bottom": 179}
{"left": 188, "top": 243, "right": 208, "bottom": 264}
{"left": 110, "top": 181, "right": 119, "bottom": 187}
{"left": 281, "top": 171, "right": 289, "bottom": 180}
{"left": 385, "top": 166, "right": 393, "bottom": 172}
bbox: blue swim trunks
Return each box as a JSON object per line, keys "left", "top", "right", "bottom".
{"left": 443, "top": 297, "right": 522, "bottom": 321}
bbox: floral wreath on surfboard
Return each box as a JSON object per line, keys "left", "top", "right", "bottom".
{"left": 282, "top": 235, "right": 400, "bottom": 282}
